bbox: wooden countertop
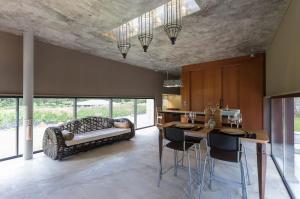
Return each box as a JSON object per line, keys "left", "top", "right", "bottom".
{"left": 158, "top": 121, "right": 269, "bottom": 144}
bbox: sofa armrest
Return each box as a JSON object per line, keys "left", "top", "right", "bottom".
{"left": 43, "top": 127, "right": 66, "bottom": 160}
{"left": 113, "top": 118, "right": 135, "bottom": 139}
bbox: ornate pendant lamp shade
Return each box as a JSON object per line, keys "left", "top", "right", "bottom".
{"left": 117, "top": 23, "right": 131, "bottom": 59}
{"left": 138, "top": 11, "right": 154, "bottom": 52}
{"left": 164, "top": 0, "right": 182, "bottom": 45}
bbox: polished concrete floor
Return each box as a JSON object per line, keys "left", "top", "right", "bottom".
{"left": 0, "top": 127, "right": 290, "bottom": 199}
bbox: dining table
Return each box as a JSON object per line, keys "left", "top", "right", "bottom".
{"left": 157, "top": 121, "right": 269, "bottom": 199}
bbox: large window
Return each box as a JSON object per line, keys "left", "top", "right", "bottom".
{"left": 33, "top": 98, "right": 74, "bottom": 151}
{"left": 137, "top": 99, "right": 154, "bottom": 128}
{"left": 0, "top": 98, "right": 17, "bottom": 159}
{"left": 0, "top": 97, "right": 155, "bottom": 161}
{"left": 271, "top": 96, "right": 300, "bottom": 198}
{"left": 112, "top": 99, "right": 135, "bottom": 124}
{"left": 77, "top": 98, "right": 110, "bottom": 118}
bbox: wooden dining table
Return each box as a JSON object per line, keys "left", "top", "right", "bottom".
{"left": 157, "top": 121, "right": 269, "bottom": 199}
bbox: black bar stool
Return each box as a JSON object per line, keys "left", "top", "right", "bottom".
{"left": 201, "top": 130, "right": 249, "bottom": 199}
{"left": 158, "top": 127, "right": 197, "bottom": 196}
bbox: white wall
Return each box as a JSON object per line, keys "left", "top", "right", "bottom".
{"left": 266, "top": 0, "right": 300, "bottom": 96}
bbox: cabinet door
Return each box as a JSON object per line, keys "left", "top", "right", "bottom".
{"left": 181, "top": 71, "right": 190, "bottom": 110}
{"left": 190, "top": 71, "right": 204, "bottom": 111}
{"left": 222, "top": 65, "right": 240, "bottom": 109}
{"left": 239, "top": 60, "right": 263, "bottom": 130}
{"left": 189, "top": 68, "right": 222, "bottom": 111}
{"left": 203, "top": 68, "right": 222, "bottom": 108}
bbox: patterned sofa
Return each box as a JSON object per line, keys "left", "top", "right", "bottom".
{"left": 42, "top": 116, "right": 135, "bottom": 160}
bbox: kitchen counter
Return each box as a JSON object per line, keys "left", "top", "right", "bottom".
{"left": 159, "top": 109, "right": 240, "bottom": 117}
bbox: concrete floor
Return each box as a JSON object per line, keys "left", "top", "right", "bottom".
{"left": 0, "top": 127, "right": 290, "bottom": 199}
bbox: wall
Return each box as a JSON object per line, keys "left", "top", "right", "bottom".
{"left": 266, "top": 0, "right": 300, "bottom": 96}
{"left": 0, "top": 32, "right": 23, "bottom": 94}
{"left": 0, "top": 31, "right": 179, "bottom": 106}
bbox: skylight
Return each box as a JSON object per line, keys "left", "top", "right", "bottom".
{"left": 102, "top": 0, "right": 200, "bottom": 40}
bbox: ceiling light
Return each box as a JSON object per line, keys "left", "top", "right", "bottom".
{"left": 163, "top": 79, "right": 183, "bottom": 87}
{"left": 117, "top": 22, "right": 131, "bottom": 59}
{"left": 104, "top": 0, "right": 200, "bottom": 40}
{"left": 163, "top": 71, "right": 183, "bottom": 87}
{"left": 138, "top": 11, "right": 154, "bottom": 52}
{"left": 164, "top": 0, "right": 182, "bottom": 45}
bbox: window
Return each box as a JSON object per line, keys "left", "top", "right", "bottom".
{"left": 1, "top": 96, "right": 155, "bottom": 161}
{"left": 112, "top": 99, "right": 135, "bottom": 124}
{"left": 31, "top": 98, "right": 74, "bottom": 151}
{"left": 136, "top": 99, "right": 154, "bottom": 128}
{"left": 0, "top": 98, "right": 17, "bottom": 159}
{"left": 271, "top": 96, "right": 300, "bottom": 197}
{"left": 77, "top": 98, "right": 110, "bottom": 118}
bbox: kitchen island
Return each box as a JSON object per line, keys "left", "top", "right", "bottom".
{"left": 158, "top": 109, "right": 240, "bottom": 124}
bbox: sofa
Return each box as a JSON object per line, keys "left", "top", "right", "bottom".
{"left": 42, "top": 116, "right": 135, "bottom": 160}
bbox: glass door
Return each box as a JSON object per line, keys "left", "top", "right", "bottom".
{"left": 271, "top": 96, "right": 300, "bottom": 198}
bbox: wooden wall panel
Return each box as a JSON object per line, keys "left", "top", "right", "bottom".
{"left": 181, "top": 70, "right": 190, "bottom": 110}
{"left": 239, "top": 58, "right": 264, "bottom": 130}
{"left": 222, "top": 65, "right": 240, "bottom": 109}
{"left": 190, "top": 71, "right": 204, "bottom": 111}
{"left": 203, "top": 68, "right": 222, "bottom": 107}
{"left": 181, "top": 54, "right": 265, "bottom": 130}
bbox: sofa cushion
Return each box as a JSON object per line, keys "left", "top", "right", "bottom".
{"left": 65, "top": 128, "right": 131, "bottom": 146}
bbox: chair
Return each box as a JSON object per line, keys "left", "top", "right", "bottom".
{"left": 227, "top": 113, "right": 250, "bottom": 185}
{"left": 201, "top": 130, "right": 249, "bottom": 199}
{"left": 185, "top": 135, "right": 203, "bottom": 181}
{"left": 158, "top": 127, "right": 198, "bottom": 195}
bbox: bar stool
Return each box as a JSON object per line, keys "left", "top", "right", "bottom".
{"left": 201, "top": 130, "right": 249, "bottom": 199}
{"left": 158, "top": 127, "right": 198, "bottom": 196}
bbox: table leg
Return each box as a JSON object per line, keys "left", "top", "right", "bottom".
{"left": 159, "top": 128, "right": 163, "bottom": 167}
{"left": 257, "top": 143, "right": 266, "bottom": 199}
{"left": 157, "top": 128, "right": 163, "bottom": 186}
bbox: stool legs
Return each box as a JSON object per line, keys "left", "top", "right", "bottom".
{"left": 243, "top": 146, "right": 251, "bottom": 185}
{"left": 187, "top": 150, "right": 193, "bottom": 196}
{"left": 174, "top": 150, "right": 178, "bottom": 176}
{"left": 240, "top": 161, "right": 248, "bottom": 199}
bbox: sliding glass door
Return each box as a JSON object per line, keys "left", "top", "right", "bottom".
{"left": 112, "top": 99, "right": 135, "bottom": 124}
{"left": 33, "top": 98, "right": 74, "bottom": 151}
{"left": 137, "top": 99, "right": 154, "bottom": 128}
{"left": 0, "top": 98, "right": 17, "bottom": 159}
{"left": 271, "top": 97, "right": 300, "bottom": 198}
{"left": 77, "top": 98, "right": 110, "bottom": 118}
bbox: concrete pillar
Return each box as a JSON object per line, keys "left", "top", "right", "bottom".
{"left": 23, "top": 31, "right": 34, "bottom": 160}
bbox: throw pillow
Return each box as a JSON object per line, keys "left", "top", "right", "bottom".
{"left": 62, "top": 130, "right": 75, "bottom": 140}
{"left": 114, "top": 121, "right": 130, "bottom": 128}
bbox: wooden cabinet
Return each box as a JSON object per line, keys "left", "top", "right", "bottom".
{"left": 181, "top": 54, "right": 265, "bottom": 130}
{"left": 203, "top": 68, "right": 222, "bottom": 109}
{"left": 189, "top": 67, "right": 221, "bottom": 111}
{"left": 222, "top": 65, "right": 240, "bottom": 109}
{"left": 190, "top": 70, "right": 204, "bottom": 111}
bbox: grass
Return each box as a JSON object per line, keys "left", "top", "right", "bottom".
{"left": 295, "top": 116, "right": 300, "bottom": 132}
{"left": 0, "top": 103, "right": 147, "bottom": 129}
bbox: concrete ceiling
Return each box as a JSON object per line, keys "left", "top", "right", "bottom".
{"left": 0, "top": 0, "right": 290, "bottom": 74}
